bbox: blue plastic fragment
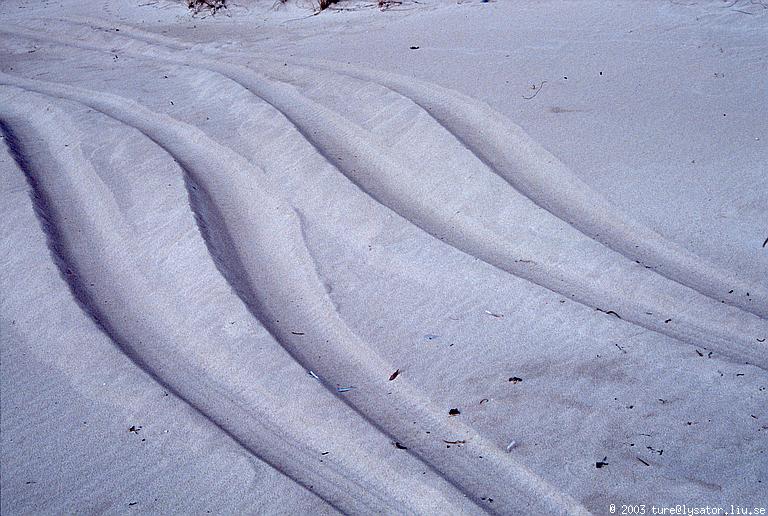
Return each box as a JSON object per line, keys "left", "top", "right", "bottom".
{"left": 336, "top": 386, "right": 355, "bottom": 393}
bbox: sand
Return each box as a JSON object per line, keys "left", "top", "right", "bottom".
{"left": 1, "top": 0, "right": 766, "bottom": 514}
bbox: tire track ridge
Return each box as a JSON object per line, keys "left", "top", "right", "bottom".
{"left": 0, "top": 93, "right": 435, "bottom": 515}
{"left": 197, "top": 58, "right": 768, "bottom": 371}
{"left": 281, "top": 56, "right": 768, "bottom": 320}
{"left": 39, "top": 16, "right": 768, "bottom": 320}
{"left": 0, "top": 75, "right": 587, "bottom": 515}
{"left": 4, "top": 25, "right": 765, "bottom": 370}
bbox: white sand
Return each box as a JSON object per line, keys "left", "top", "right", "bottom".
{"left": 1, "top": 0, "right": 766, "bottom": 514}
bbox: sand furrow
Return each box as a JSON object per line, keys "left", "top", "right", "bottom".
{"left": 0, "top": 76, "right": 586, "bottom": 514}
{"left": 0, "top": 93, "right": 423, "bottom": 514}
{"left": 40, "top": 16, "right": 768, "bottom": 320}
{"left": 282, "top": 58, "right": 768, "bottom": 318}
{"left": 2, "top": 24, "right": 766, "bottom": 371}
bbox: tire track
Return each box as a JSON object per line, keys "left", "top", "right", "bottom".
{"left": 3, "top": 24, "right": 765, "bottom": 371}
{"left": 0, "top": 90, "right": 464, "bottom": 515}
{"left": 43, "top": 16, "right": 768, "bottom": 321}
{"left": 276, "top": 57, "right": 768, "bottom": 320}
{"left": 0, "top": 76, "right": 587, "bottom": 515}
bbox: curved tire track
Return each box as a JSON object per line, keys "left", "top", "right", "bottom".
{"left": 41, "top": 16, "right": 768, "bottom": 320}
{"left": 0, "top": 75, "right": 587, "bottom": 515}
{"left": 3, "top": 23, "right": 766, "bottom": 371}
{"left": 4, "top": 24, "right": 765, "bottom": 370}
{"left": 0, "top": 89, "right": 468, "bottom": 515}
{"left": 292, "top": 58, "right": 768, "bottom": 321}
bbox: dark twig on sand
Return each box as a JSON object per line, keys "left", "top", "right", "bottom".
{"left": 522, "top": 81, "right": 547, "bottom": 100}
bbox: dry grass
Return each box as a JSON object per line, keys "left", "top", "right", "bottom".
{"left": 276, "top": 0, "right": 339, "bottom": 11}
{"left": 186, "top": 0, "right": 226, "bottom": 14}
{"left": 275, "top": 0, "right": 405, "bottom": 13}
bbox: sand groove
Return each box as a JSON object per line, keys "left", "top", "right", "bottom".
{"left": 44, "top": 16, "right": 768, "bottom": 321}
{"left": 2, "top": 6, "right": 766, "bottom": 514}
{"left": 1, "top": 23, "right": 765, "bottom": 371}
{"left": 0, "top": 91, "right": 464, "bottom": 515}
{"left": 0, "top": 76, "right": 587, "bottom": 515}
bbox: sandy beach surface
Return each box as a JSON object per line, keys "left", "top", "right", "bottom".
{"left": 1, "top": 0, "right": 766, "bottom": 513}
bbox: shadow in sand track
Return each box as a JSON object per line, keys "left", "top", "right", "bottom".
{"left": 0, "top": 90, "right": 489, "bottom": 515}
{"left": 0, "top": 119, "right": 117, "bottom": 342}
{"left": 4, "top": 22, "right": 764, "bottom": 371}
{"left": 34, "top": 16, "right": 768, "bottom": 321}
{"left": 0, "top": 77, "right": 585, "bottom": 514}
